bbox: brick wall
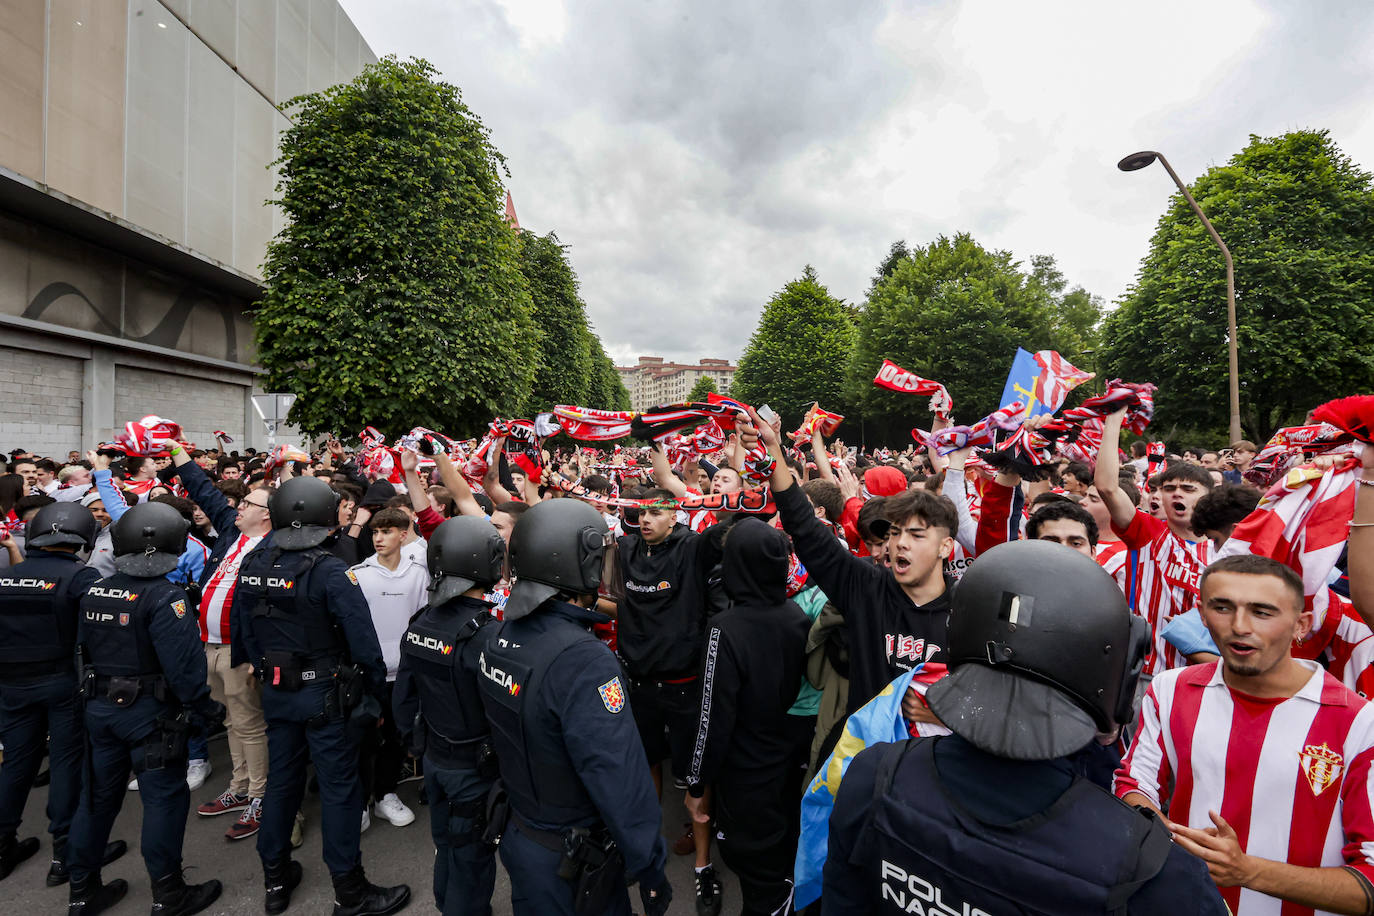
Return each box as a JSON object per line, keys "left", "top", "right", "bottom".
{"left": 114, "top": 366, "right": 247, "bottom": 450}
{"left": 0, "top": 346, "right": 84, "bottom": 457}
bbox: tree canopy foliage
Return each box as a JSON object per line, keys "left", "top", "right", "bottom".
{"left": 687, "top": 375, "right": 718, "bottom": 402}
{"left": 1101, "top": 130, "right": 1374, "bottom": 437}
{"left": 731, "top": 266, "right": 856, "bottom": 427}
{"left": 516, "top": 230, "right": 595, "bottom": 414}
{"left": 846, "top": 234, "right": 1095, "bottom": 441}
{"left": 255, "top": 57, "right": 539, "bottom": 437}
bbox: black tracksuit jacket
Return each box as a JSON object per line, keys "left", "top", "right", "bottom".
{"left": 615, "top": 523, "right": 724, "bottom": 681}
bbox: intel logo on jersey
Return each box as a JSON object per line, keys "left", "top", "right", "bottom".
{"left": 880, "top": 861, "right": 991, "bottom": 915}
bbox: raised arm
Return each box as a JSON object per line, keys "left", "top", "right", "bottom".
{"left": 1092, "top": 408, "right": 1138, "bottom": 531}
{"left": 811, "top": 428, "right": 836, "bottom": 484}
{"left": 432, "top": 451, "right": 485, "bottom": 518}
{"left": 649, "top": 444, "right": 689, "bottom": 498}
{"left": 481, "top": 436, "right": 513, "bottom": 506}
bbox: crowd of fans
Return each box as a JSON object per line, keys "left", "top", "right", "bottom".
{"left": 2, "top": 393, "right": 1372, "bottom": 916}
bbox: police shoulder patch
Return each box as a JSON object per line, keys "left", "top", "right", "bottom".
{"left": 171, "top": 599, "right": 187, "bottom": 619}
{"left": 597, "top": 676, "right": 625, "bottom": 714}
{"left": 346, "top": 569, "right": 359, "bottom": 585}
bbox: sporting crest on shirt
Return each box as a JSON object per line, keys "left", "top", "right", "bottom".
{"left": 118, "top": 613, "right": 130, "bottom": 627}
{"left": 171, "top": 599, "right": 187, "bottom": 619}
{"left": 1299, "top": 742, "right": 1344, "bottom": 796}
{"left": 598, "top": 677, "right": 625, "bottom": 714}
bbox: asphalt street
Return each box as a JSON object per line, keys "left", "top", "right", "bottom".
{"left": 4, "top": 732, "right": 742, "bottom": 915}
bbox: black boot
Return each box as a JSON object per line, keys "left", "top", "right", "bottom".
{"left": 150, "top": 870, "right": 222, "bottom": 916}
{"left": 331, "top": 865, "right": 410, "bottom": 916}
{"left": 0, "top": 833, "right": 40, "bottom": 880}
{"left": 47, "top": 836, "right": 129, "bottom": 886}
{"left": 67, "top": 872, "right": 128, "bottom": 915}
{"left": 265, "top": 857, "right": 303, "bottom": 915}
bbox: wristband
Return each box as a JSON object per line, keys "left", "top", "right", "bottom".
{"left": 169, "top": 445, "right": 184, "bottom": 457}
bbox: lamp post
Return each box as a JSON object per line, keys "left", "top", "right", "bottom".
{"left": 251, "top": 393, "right": 297, "bottom": 450}
{"left": 1118, "top": 150, "right": 1242, "bottom": 443}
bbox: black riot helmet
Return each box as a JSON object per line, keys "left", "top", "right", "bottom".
{"left": 269, "top": 477, "right": 339, "bottom": 550}
{"left": 503, "top": 499, "right": 611, "bottom": 621}
{"left": 111, "top": 502, "right": 190, "bottom": 577}
{"left": 427, "top": 516, "right": 506, "bottom": 607}
{"left": 926, "top": 539, "right": 1151, "bottom": 761}
{"left": 26, "top": 501, "right": 98, "bottom": 551}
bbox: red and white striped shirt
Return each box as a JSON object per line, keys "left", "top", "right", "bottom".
{"left": 1114, "top": 510, "right": 1212, "bottom": 674}
{"left": 1115, "top": 660, "right": 1374, "bottom": 915}
{"left": 199, "top": 533, "right": 262, "bottom": 644}
{"left": 1096, "top": 538, "right": 1129, "bottom": 581}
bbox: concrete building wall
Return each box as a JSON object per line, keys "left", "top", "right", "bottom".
{"left": 0, "top": 345, "right": 84, "bottom": 457}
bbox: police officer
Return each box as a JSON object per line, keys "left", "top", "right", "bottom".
{"left": 0, "top": 502, "right": 128, "bottom": 886}
{"left": 232, "top": 476, "right": 409, "bottom": 916}
{"left": 66, "top": 502, "right": 226, "bottom": 916}
{"left": 476, "top": 499, "right": 671, "bottom": 916}
{"left": 821, "top": 540, "right": 1229, "bottom": 915}
{"left": 393, "top": 516, "right": 505, "bottom": 916}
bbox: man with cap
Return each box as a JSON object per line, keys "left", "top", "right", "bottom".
{"left": 0, "top": 502, "right": 128, "bottom": 886}
{"left": 476, "top": 499, "right": 672, "bottom": 916}
{"left": 821, "top": 540, "right": 1228, "bottom": 915}
{"left": 66, "top": 502, "right": 226, "bottom": 915}
{"left": 392, "top": 516, "right": 506, "bottom": 915}
{"left": 232, "top": 476, "right": 409, "bottom": 916}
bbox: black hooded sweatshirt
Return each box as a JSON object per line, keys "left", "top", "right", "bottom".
{"left": 686, "top": 519, "right": 811, "bottom": 796}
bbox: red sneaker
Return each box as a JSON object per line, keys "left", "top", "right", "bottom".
{"left": 225, "top": 798, "right": 262, "bottom": 841}
{"left": 197, "top": 790, "right": 250, "bottom": 817}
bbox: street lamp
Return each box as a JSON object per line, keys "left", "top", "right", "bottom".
{"left": 1118, "top": 150, "right": 1242, "bottom": 444}
{"left": 251, "top": 393, "right": 297, "bottom": 449}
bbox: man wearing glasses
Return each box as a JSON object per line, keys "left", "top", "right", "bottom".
{"left": 164, "top": 441, "right": 273, "bottom": 842}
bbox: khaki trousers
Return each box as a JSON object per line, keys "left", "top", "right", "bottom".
{"left": 205, "top": 643, "right": 268, "bottom": 799}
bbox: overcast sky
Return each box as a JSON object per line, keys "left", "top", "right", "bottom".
{"left": 338, "top": 0, "right": 1374, "bottom": 366}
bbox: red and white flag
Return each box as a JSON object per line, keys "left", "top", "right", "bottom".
{"left": 1216, "top": 456, "right": 1361, "bottom": 628}
{"left": 1030, "top": 350, "right": 1094, "bottom": 415}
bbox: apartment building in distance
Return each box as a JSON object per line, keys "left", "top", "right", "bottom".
{"left": 616, "top": 356, "right": 737, "bottom": 412}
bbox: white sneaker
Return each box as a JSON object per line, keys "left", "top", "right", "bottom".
{"left": 360, "top": 807, "right": 370, "bottom": 833}
{"left": 186, "top": 759, "right": 212, "bottom": 791}
{"left": 374, "top": 793, "right": 415, "bottom": 827}
{"left": 127, "top": 777, "right": 139, "bottom": 791}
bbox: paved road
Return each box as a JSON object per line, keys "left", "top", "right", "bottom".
{"left": 4, "top": 733, "right": 742, "bottom": 914}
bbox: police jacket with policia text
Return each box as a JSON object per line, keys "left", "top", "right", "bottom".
{"left": 615, "top": 523, "right": 726, "bottom": 681}
{"left": 686, "top": 519, "right": 811, "bottom": 796}
{"left": 476, "top": 599, "right": 668, "bottom": 886}
{"left": 773, "top": 482, "right": 952, "bottom": 713}
{"left": 392, "top": 594, "right": 496, "bottom": 768}
{"left": 0, "top": 547, "right": 100, "bottom": 680}
{"left": 79, "top": 573, "right": 216, "bottom": 712}
{"left": 229, "top": 536, "right": 387, "bottom": 695}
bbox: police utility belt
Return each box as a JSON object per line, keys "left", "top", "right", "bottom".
{"left": 256, "top": 650, "right": 340, "bottom": 691}
{"left": 83, "top": 672, "right": 171, "bottom": 706}
{"left": 510, "top": 808, "right": 626, "bottom": 916}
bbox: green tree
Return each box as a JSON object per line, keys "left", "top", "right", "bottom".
{"left": 869, "top": 240, "right": 910, "bottom": 295}
{"left": 1101, "top": 130, "right": 1374, "bottom": 437}
{"left": 1027, "top": 254, "right": 1103, "bottom": 358}
{"left": 686, "top": 375, "right": 718, "bottom": 402}
{"left": 516, "top": 230, "right": 593, "bottom": 414}
{"left": 732, "top": 266, "right": 856, "bottom": 426}
{"left": 583, "top": 335, "right": 631, "bottom": 410}
{"left": 847, "top": 234, "right": 1061, "bottom": 441}
{"left": 254, "top": 56, "right": 538, "bottom": 438}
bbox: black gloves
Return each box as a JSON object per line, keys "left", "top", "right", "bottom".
{"left": 639, "top": 872, "right": 672, "bottom": 916}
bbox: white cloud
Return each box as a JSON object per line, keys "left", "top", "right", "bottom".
{"left": 338, "top": 0, "right": 1374, "bottom": 365}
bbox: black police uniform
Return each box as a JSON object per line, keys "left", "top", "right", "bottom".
{"left": 478, "top": 600, "right": 668, "bottom": 916}
{"left": 232, "top": 538, "right": 388, "bottom": 878}
{"left": 67, "top": 572, "right": 220, "bottom": 886}
{"left": 822, "top": 735, "right": 1230, "bottom": 915}
{"left": 0, "top": 547, "right": 99, "bottom": 872}
{"left": 393, "top": 594, "right": 498, "bottom": 916}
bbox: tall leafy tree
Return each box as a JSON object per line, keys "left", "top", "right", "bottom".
{"left": 869, "top": 240, "right": 910, "bottom": 295}
{"left": 583, "top": 334, "right": 631, "bottom": 411}
{"left": 687, "top": 375, "right": 718, "bottom": 402}
{"left": 847, "top": 233, "right": 1060, "bottom": 441}
{"left": 732, "top": 266, "right": 856, "bottom": 426}
{"left": 516, "top": 229, "right": 594, "bottom": 414}
{"left": 254, "top": 57, "right": 538, "bottom": 438}
{"left": 1101, "top": 130, "right": 1374, "bottom": 437}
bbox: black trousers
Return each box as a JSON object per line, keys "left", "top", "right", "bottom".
{"left": 715, "top": 764, "right": 797, "bottom": 916}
